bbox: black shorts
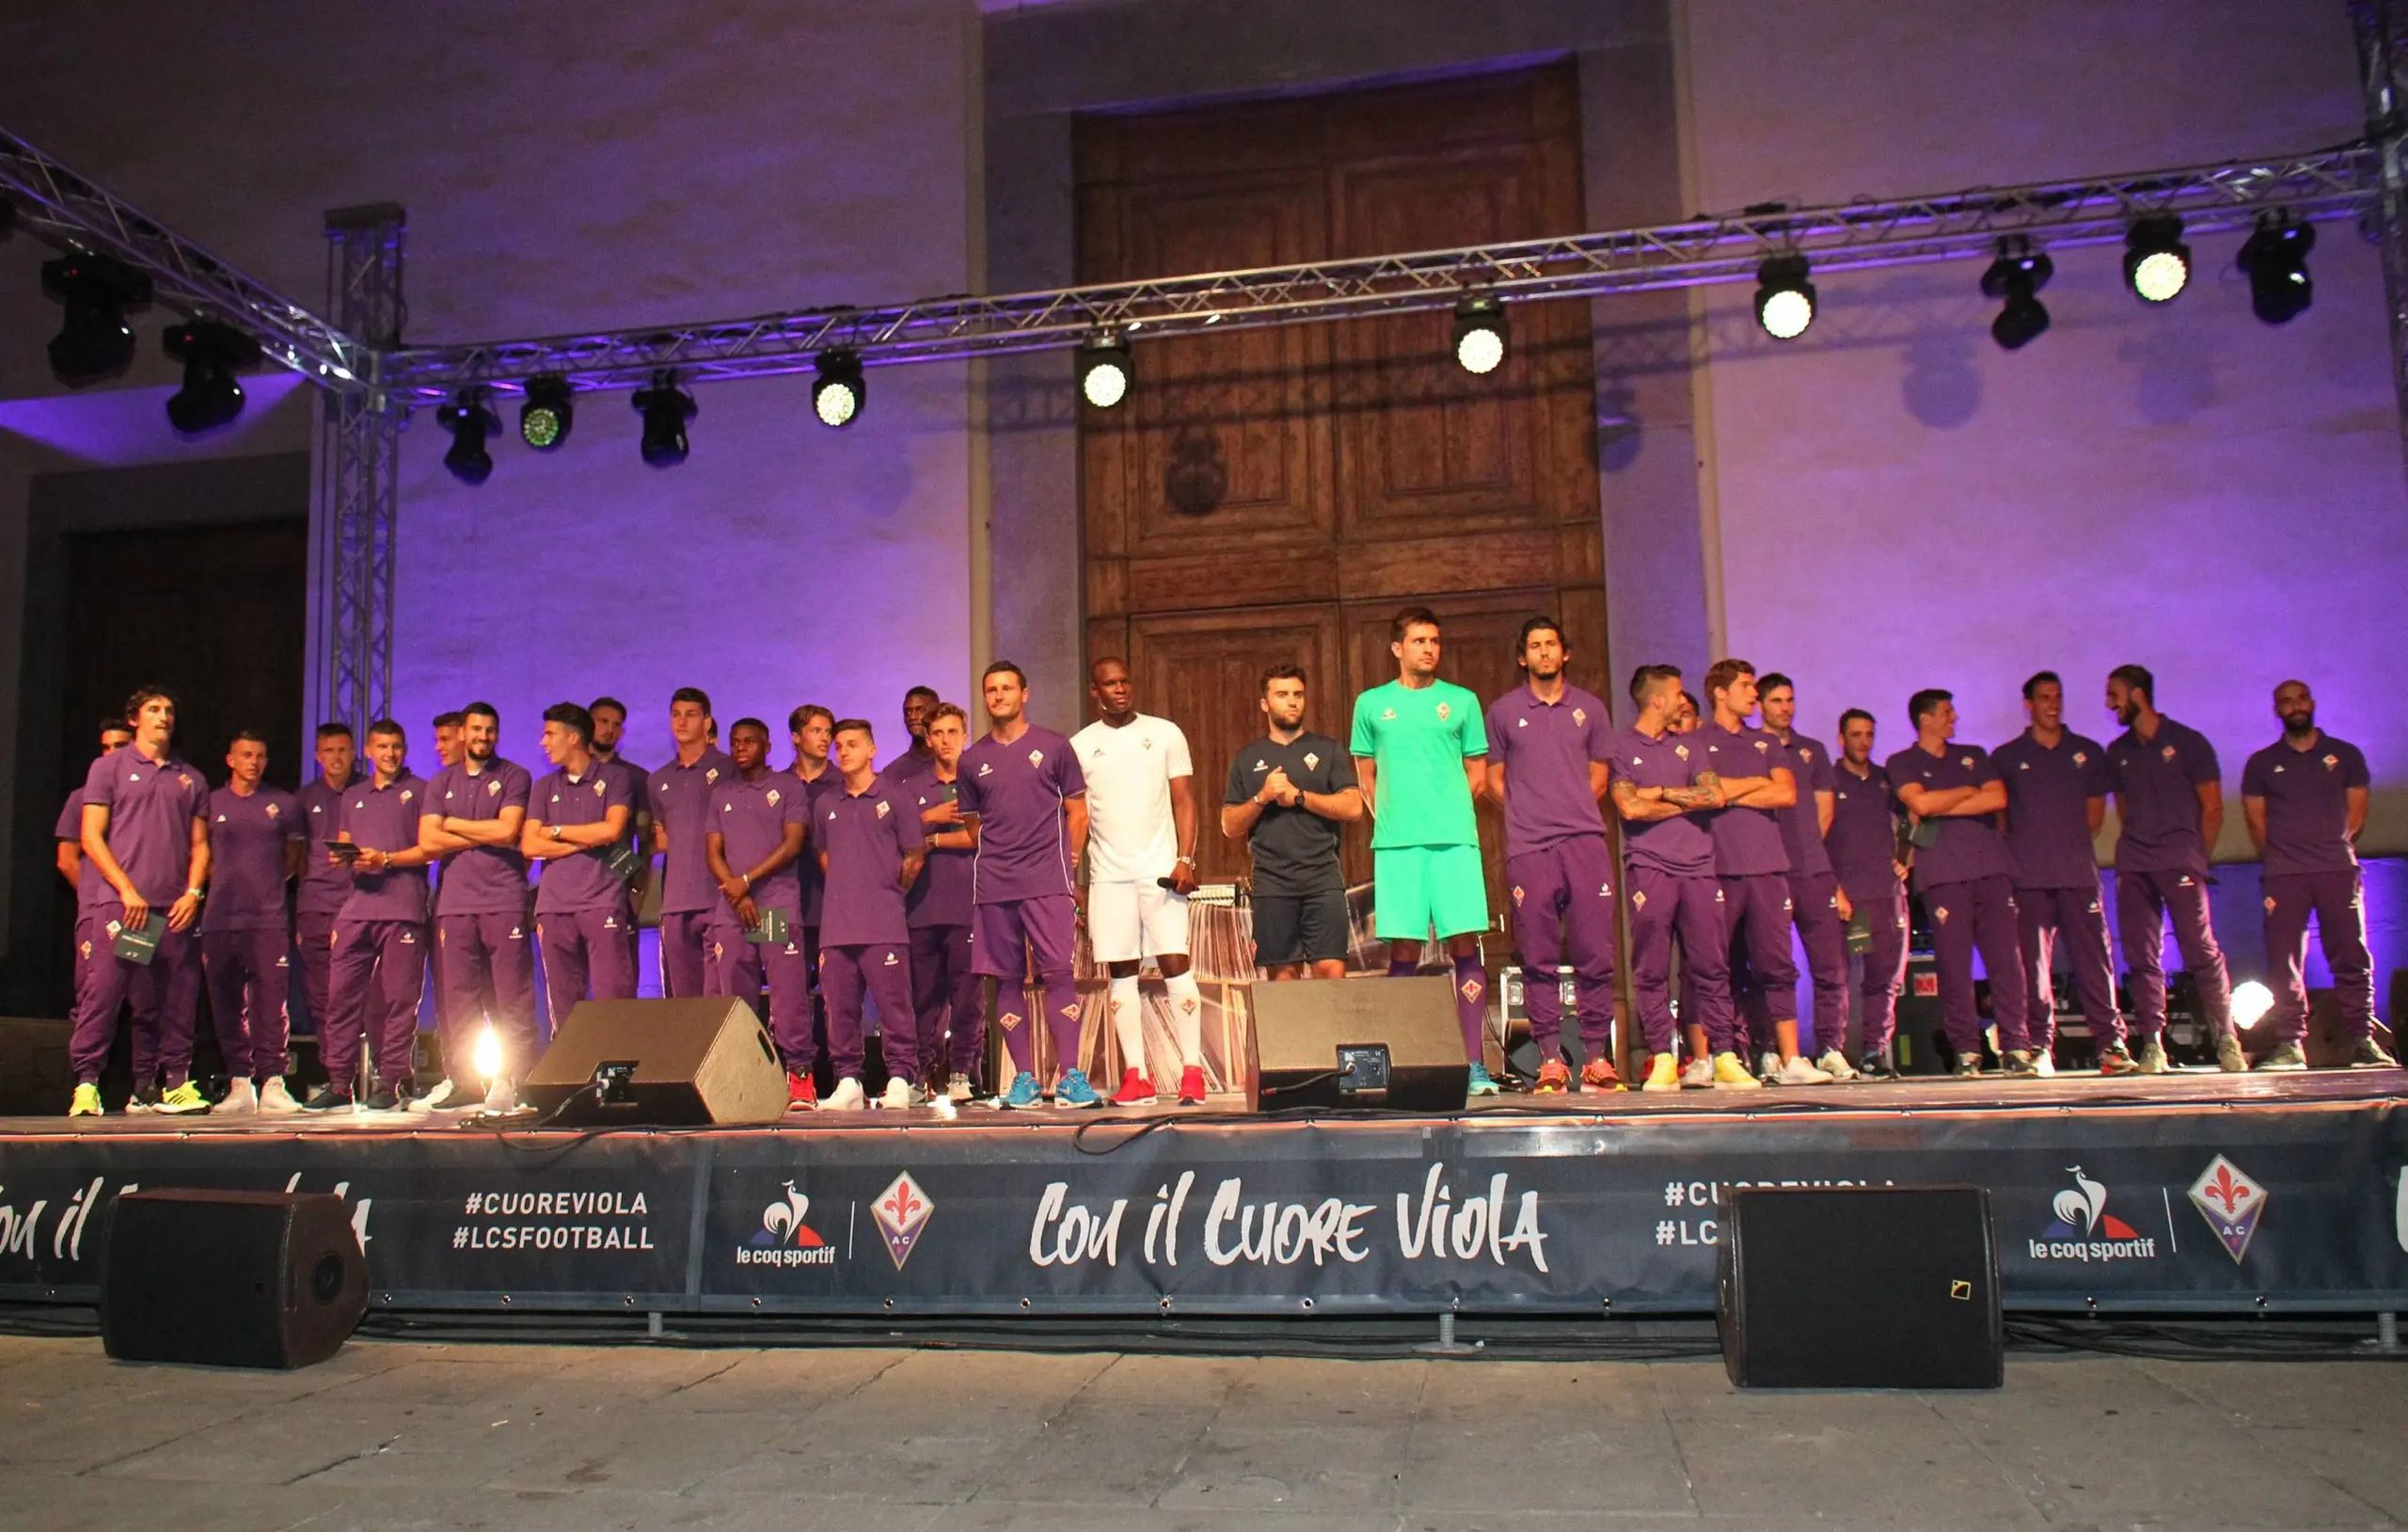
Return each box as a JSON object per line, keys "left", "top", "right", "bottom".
{"left": 1249, "top": 888, "right": 1350, "bottom": 967}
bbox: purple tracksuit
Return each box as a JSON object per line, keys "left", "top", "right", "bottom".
{"left": 817, "top": 779, "right": 927, "bottom": 1082}
{"left": 1702, "top": 721, "right": 1798, "bottom": 1055}
{"left": 1827, "top": 759, "right": 1907, "bottom": 1056}
{"left": 327, "top": 773, "right": 431, "bottom": 1085}
{"left": 2106, "top": 719, "right": 2233, "bottom": 1041}
{"left": 703, "top": 768, "right": 814, "bottom": 1066}
{"left": 1994, "top": 729, "right": 2120, "bottom": 1051}
{"left": 69, "top": 749, "right": 207, "bottom": 1086}
{"left": 292, "top": 774, "right": 355, "bottom": 1037}
{"left": 648, "top": 747, "right": 737, "bottom": 1001}
{"left": 1485, "top": 684, "right": 1617, "bottom": 1058}
{"left": 531, "top": 760, "right": 639, "bottom": 1027}
{"left": 1610, "top": 727, "right": 1735, "bottom": 1055}
{"left": 958, "top": 726, "right": 1087, "bottom": 1079}
{"left": 1767, "top": 730, "right": 1848, "bottom": 1056}
{"left": 426, "top": 755, "right": 537, "bottom": 1080}
{"left": 905, "top": 770, "right": 983, "bottom": 1082}
{"left": 1887, "top": 743, "right": 2029, "bottom": 1058}
{"left": 61, "top": 784, "right": 164, "bottom": 1084}
{"left": 200, "top": 784, "right": 298, "bottom": 1080}
{"left": 2242, "top": 733, "right": 2374, "bottom": 1043}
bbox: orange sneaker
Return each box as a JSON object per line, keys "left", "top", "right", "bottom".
{"left": 1111, "top": 1067, "right": 1159, "bottom": 1106}
{"left": 785, "top": 1071, "right": 816, "bottom": 1112}
{"left": 1534, "top": 1059, "right": 1572, "bottom": 1094}
{"left": 1581, "top": 1058, "right": 1624, "bottom": 1093}
{"left": 1176, "top": 1066, "right": 1208, "bottom": 1106}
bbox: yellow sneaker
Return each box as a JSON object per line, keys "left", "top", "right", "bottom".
{"left": 1641, "top": 1052, "right": 1681, "bottom": 1093}
{"left": 69, "top": 1082, "right": 103, "bottom": 1117}
{"left": 1711, "top": 1051, "right": 1765, "bottom": 1091}
{"left": 155, "top": 1080, "right": 213, "bottom": 1116}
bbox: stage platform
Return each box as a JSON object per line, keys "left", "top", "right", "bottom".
{"left": 1, "top": 1070, "right": 2400, "bottom": 1319}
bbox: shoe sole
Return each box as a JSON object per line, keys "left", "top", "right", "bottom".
{"left": 2253, "top": 1062, "right": 2307, "bottom": 1072}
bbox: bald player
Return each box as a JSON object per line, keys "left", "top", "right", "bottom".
{"left": 199, "top": 729, "right": 302, "bottom": 1114}
{"left": 1829, "top": 709, "right": 1908, "bottom": 1078}
{"left": 705, "top": 718, "right": 816, "bottom": 1107}
{"left": 650, "top": 687, "right": 735, "bottom": 1001}
{"left": 293, "top": 721, "right": 358, "bottom": 1050}
{"left": 417, "top": 702, "right": 535, "bottom": 1111}
{"left": 906, "top": 703, "right": 984, "bottom": 1102}
{"left": 309, "top": 719, "right": 432, "bottom": 1112}
{"left": 2103, "top": 665, "right": 2242, "bottom": 1073}
{"left": 523, "top": 703, "right": 640, "bottom": 1026}
{"left": 1993, "top": 671, "right": 2125, "bottom": 1076}
{"left": 2242, "top": 679, "right": 2392, "bottom": 1070}
{"left": 1758, "top": 674, "right": 1855, "bottom": 1081}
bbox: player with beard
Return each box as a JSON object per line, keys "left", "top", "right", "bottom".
{"left": 523, "top": 703, "right": 640, "bottom": 1023}
{"left": 417, "top": 703, "right": 535, "bottom": 1111}
{"left": 199, "top": 730, "right": 302, "bottom": 1114}
{"left": 1224, "top": 667, "right": 1362, "bottom": 982}
{"left": 1756, "top": 674, "right": 1855, "bottom": 1081}
{"left": 650, "top": 689, "right": 735, "bottom": 1000}
{"left": 907, "top": 704, "right": 986, "bottom": 1101}
{"left": 309, "top": 719, "right": 432, "bottom": 1112}
{"left": 293, "top": 722, "right": 357, "bottom": 1072}
{"left": 705, "top": 719, "right": 816, "bottom": 1106}
{"left": 1993, "top": 672, "right": 2125, "bottom": 1075}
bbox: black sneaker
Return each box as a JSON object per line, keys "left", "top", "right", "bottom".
{"left": 2097, "top": 1044, "right": 2141, "bottom": 1077}
{"left": 301, "top": 1083, "right": 355, "bottom": 1113}
{"left": 127, "top": 1083, "right": 163, "bottom": 1113}
{"left": 1854, "top": 1054, "right": 1901, "bottom": 1082}
{"left": 363, "top": 1077, "right": 409, "bottom": 1112}
{"left": 1952, "top": 1054, "right": 1986, "bottom": 1078}
{"left": 1999, "top": 1049, "right": 2038, "bottom": 1078}
{"left": 2350, "top": 1035, "right": 2400, "bottom": 1069}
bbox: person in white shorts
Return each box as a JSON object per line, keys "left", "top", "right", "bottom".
{"left": 1070, "top": 657, "right": 1207, "bottom": 1108}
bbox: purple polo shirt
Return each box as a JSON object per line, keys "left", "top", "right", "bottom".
{"left": 1884, "top": 743, "right": 2010, "bottom": 892}
{"left": 875, "top": 743, "right": 938, "bottom": 790}
{"left": 786, "top": 763, "right": 841, "bottom": 924}
{"left": 817, "top": 780, "right": 927, "bottom": 947}
{"left": 531, "top": 760, "right": 636, "bottom": 914}
{"left": 1991, "top": 729, "right": 2109, "bottom": 890}
{"left": 293, "top": 775, "right": 357, "bottom": 918}
{"left": 957, "top": 725, "right": 1085, "bottom": 904}
{"left": 203, "top": 785, "right": 297, "bottom": 932}
{"left": 707, "top": 769, "right": 812, "bottom": 914}
{"left": 1484, "top": 682, "right": 1613, "bottom": 856}
{"left": 600, "top": 754, "right": 650, "bottom": 857}
{"left": 81, "top": 748, "right": 207, "bottom": 911}
{"left": 1608, "top": 728, "right": 1716, "bottom": 877}
{"left": 1767, "top": 729, "right": 1836, "bottom": 878}
{"left": 1827, "top": 759, "right": 1900, "bottom": 890}
{"left": 648, "top": 748, "right": 737, "bottom": 914}
{"left": 336, "top": 772, "right": 431, "bottom": 923}
{"left": 53, "top": 788, "right": 84, "bottom": 843}
{"left": 1700, "top": 721, "right": 1791, "bottom": 877}
{"left": 2242, "top": 732, "right": 2369, "bottom": 879}
{"left": 426, "top": 756, "right": 533, "bottom": 915}
{"left": 2106, "top": 719, "right": 2220, "bottom": 877}
{"left": 903, "top": 770, "right": 974, "bottom": 928}
{"left": 57, "top": 788, "right": 111, "bottom": 910}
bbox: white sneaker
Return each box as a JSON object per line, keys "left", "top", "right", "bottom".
{"left": 1776, "top": 1055, "right": 1835, "bottom": 1086}
{"left": 1756, "top": 1050, "right": 1782, "bottom": 1083}
{"left": 217, "top": 1078, "right": 259, "bottom": 1115}
{"left": 2033, "top": 1050, "right": 2057, "bottom": 1078}
{"left": 824, "top": 1078, "right": 866, "bottom": 1111}
{"left": 482, "top": 1077, "right": 521, "bottom": 1114}
{"left": 879, "top": 1077, "right": 913, "bottom": 1110}
{"left": 1680, "top": 1055, "right": 1713, "bottom": 1089}
{"left": 408, "top": 1077, "right": 476, "bottom": 1114}
{"left": 1815, "top": 1050, "right": 1859, "bottom": 1082}
{"left": 258, "top": 1078, "right": 300, "bottom": 1113}
{"left": 947, "top": 1079, "right": 974, "bottom": 1104}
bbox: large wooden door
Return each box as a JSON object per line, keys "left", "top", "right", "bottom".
{"left": 1078, "top": 66, "right": 1606, "bottom": 913}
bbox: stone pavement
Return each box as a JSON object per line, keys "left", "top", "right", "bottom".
{"left": 0, "top": 1335, "right": 2402, "bottom": 1531}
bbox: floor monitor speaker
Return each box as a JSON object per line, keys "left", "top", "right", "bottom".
{"left": 101, "top": 1190, "right": 367, "bottom": 1369}
{"left": 523, "top": 997, "right": 786, "bottom": 1126}
{"left": 1246, "top": 975, "right": 1467, "bottom": 1112}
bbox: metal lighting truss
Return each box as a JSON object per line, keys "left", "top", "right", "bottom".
{"left": 312, "top": 205, "right": 406, "bottom": 735}
{"left": 2353, "top": 0, "right": 2408, "bottom": 478}
{"left": 375, "top": 143, "right": 2384, "bottom": 404}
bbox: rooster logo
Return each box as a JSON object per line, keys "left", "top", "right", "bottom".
{"left": 747, "top": 1181, "right": 826, "bottom": 1249}
{"left": 2044, "top": 1166, "right": 2139, "bottom": 1240}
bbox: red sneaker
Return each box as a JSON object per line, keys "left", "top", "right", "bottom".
{"left": 785, "top": 1071, "right": 816, "bottom": 1112}
{"left": 1176, "top": 1065, "right": 1208, "bottom": 1106}
{"left": 1580, "top": 1058, "right": 1624, "bottom": 1093}
{"left": 1534, "top": 1059, "right": 1572, "bottom": 1094}
{"left": 1111, "top": 1067, "right": 1159, "bottom": 1106}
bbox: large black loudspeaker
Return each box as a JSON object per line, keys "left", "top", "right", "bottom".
{"left": 1719, "top": 1186, "right": 2003, "bottom": 1389}
{"left": 524, "top": 997, "right": 787, "bottom": 1125}
{"left": 102, "top": 1191, "right": 367, "bottom": 1369}
{"left": 1247, "top": 975, "right": 1467, "bottom": 1112}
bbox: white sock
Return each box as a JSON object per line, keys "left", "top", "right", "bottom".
{"left": 1164, "top": 971, "right": 1204, "bottom": 1067}
{"left": 1109, "top": 974, "right": 1146, "bottom": 1079}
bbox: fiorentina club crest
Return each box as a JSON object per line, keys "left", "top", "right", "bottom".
{"left": 2162, "top": 745, "right": 2178, "bottom": 762}
{"left": 1573, "top": 707, "right": 1587, "bottom": 727}
{"left": 2072, "top": 751, "right": 2088, "bottom": 765}
{"left": 1303, "top": 752, "right": 1320, "bottom": 769}
{"left": 265, "top": 801, "right": 281, "bottom": 817}
{"left": 767, "top": 788, "right": 782, "bottom": 805}
{"left": 1673, "top": 744, "right": 1689, "bottom": 760}
{"left": 872, "top": 1172, "right": 935, "bottom": 1271}
{"left": 2188, "top": 1155, "right": 2268, "bottom": 1263}
{"left": 706, "top": 767, "right": 720, "bottom": 783}
{"left": 1027, "top": 749, "right": 1045, "bottom": 767}
{"left": 1434, "top": 702, "right": 1450, "bottom": 721}
{"left": 2322, "top": 753, "right": 2340, "bottom": 770}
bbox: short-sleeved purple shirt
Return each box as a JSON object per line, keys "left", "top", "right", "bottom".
{"left": 1700, "top": 721, "right": 1792, "bottom": 877}
{"left": 1608, "top": 728, "right": 1717, "bottom": 877}
{"left": 707, "top": 769, "right": 812, "bottom": 917}
{"left": 785, "top": 763, "right": 841, "bottom": 924}
{"left": 293, "top": 774, "right": 357, "bottom": 918}
{"left": 1827, "top": 759, "right": 1900, "bottom": 891}
{"left": 426, "top": 756, "right": 533, "bottom": 915}
{"left": 2105, "top": 719, "right": 2220, "bottom": 876}
{"left": 1884, "top": 743, "right": 2011, "bottom": 892}
{"left": 56, "top": 787, "right": 110, "bottom": 909}
{"left": 82, "top": 748, "right": 207, "bottom": 911}
{"left": 531, "top": 761, "right": 635, "bottom": 915}
{"left": 1483, "top": 682, "right": 1612, "bottom": 857}
{"left": 53, "top": 788, "right": 84, "bottom": 843}
{"left": 2242, "top": 732, "right": 2369, "bottom": 879}
{"left": 875, "top": 742, "right": 938, "bottom": 791}
{"left": 1766, "top": 730, "right": 1835, "bottom": 878}
{"left": 817, "top": 780, "right": 927, "bottom": 947}
{"left": 903, "top": 770, "right": 974, "bottom": 928}
{"left": 956, "top": 725, "right": 1085, "bottom": 905}
{"left": 337, "top": 772, "right": 431, "bottom": 924}
{"left": 1991, "top": 729, "right": 2109, "bottom": 890}
{"left": 203, "top": 785, "right": 297, "bottom": 932}
{"left": 600, "top": 754, "right": 650, "bottom": 855}
{"left": 648, "top": 748, "right": 737, "bottom": 914}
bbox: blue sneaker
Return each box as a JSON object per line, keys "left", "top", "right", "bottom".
{"left": 1465, "top": 1062, "right": 1501, "bottom": 1098}
{"left": 1054, "top": 1067, "right": 1105, "bottom": 1109}
{"left": 1000, "top": 1070, "right": 1041, "bottom": 1110}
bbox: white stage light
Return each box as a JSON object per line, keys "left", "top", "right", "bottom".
{"left": 2229, "top": 981, "right": 2273, "bottom": 1032}
{"left": 1753, "top": 256, "right": 1816, "bottom": 340}
{"left": 1451, "top": 293, "right": 1508, "bottom": 374}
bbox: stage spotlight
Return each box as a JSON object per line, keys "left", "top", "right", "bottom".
{"left": 520, "top": 375, "right": 574, "bottom": 450}
{"left": 40, "top": 251, "right": 153, "bottom": 387}
{"left": 2123, "top": 216, "right": 2190, "bottom": 304}
{"left": 1079, "top": 334, "right": 1133, "bottom": 407}
{"left": 1452, "top": 293, "right": 1508, "bottom": 375}
{"left": 813, "top": 349, "right": 864, "bottom": 429}
{"left": 1753, "top": 255, "right": 1816, "bottom": 340}
{"left": 436, "top": 389, "right": 500, "bottom": 485}
{"left": 632, "top": 371, "right": 697, "bottom": 467}
{"left": 161, "top": 321, "right": 262, "bottom": 436}
{"left": 2237, "top": 214, "right": 2316, "bottom": 325}
{"left": 2229, "top": 980, "right": 2273, "bottom": 1033}
{"left": 1979, "top": 243, "right": 2053, "bottom": 351}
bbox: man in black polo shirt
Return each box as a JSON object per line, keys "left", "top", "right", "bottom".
{"left": 1223, "top": 665, "right": 1365, "bottom": 979}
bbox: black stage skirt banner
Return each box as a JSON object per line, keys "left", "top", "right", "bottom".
{"left": 1, "top": 1104, "right": 2402, "bottom": 1315}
